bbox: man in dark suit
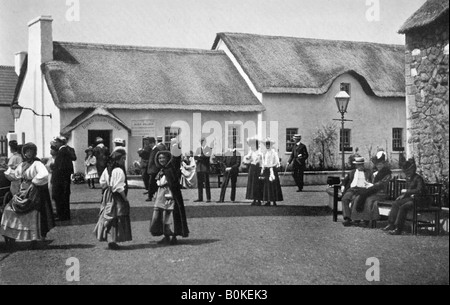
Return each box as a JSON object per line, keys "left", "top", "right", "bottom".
{"left": 138, "top": 136, "right": 151, "bottom": 194}
{"left": 288, "top": 134, "right": 309, "bottom": 192}
{"left": 146, "top": 137, "right": 160, "bottom": 202}
{"left": 52, "top": 136, "right": 77, "bottom": 221}
{"left": 216, "top": 146, "right": 241, "bottom": 203}
{"left": 194, "top": 137, "right": 212, "bottom": 202}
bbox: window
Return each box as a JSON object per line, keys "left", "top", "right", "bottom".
{"left": 339, "top": 128, "right": 352, "bottom": 151}
{"left": 164, "top": 126, "right": 181, "bottom": 148}
{"left": 392, "top": 128, "right": 404, "bottom": 151}
{"left": 340, "top": 83, "right": 351, "bottom": 95}
{"left": 227, "top": 125, "right": 242, "bottom": 149}
{"left": 286, "top": 128, "right": 298, "bottom": 152}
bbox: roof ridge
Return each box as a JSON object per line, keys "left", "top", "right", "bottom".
{"left": 54, "top": 41, "right": 223, "bottom": 54}
{"left": 218, "top": 32, "right": 405, "bottom": 48}
{"left": 0, "top": 65, "right": 14, "bottom": 69}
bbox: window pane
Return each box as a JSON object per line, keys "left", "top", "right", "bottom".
{"left": 286, "top": 128, "right": 298, "bottom": 152}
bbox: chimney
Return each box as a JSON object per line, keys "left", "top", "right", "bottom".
{"left": 14, "top": 51, "right": 27, "bottom": 76}
{"left": 27, "top": 15, "right": 53, "bottom": 64}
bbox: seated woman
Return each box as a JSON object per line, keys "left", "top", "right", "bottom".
{"left": 150, "top": 151, "right": 189, "bottom": 245}
{"left": 351, "top": 151, "right": 392, "bottom": 227}
{"left": 94, "top": 148, "right": 132, "bottom": 250}
{"left": 0, "top": 143, "right": 55, "bottom": 246}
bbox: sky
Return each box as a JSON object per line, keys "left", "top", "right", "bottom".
{"left": 0, "top": 0, "right": 427, "bottom": 66}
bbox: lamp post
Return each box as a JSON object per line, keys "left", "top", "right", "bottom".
{"left": 11, "top": 103, "right": 52, "bottom": 120}
{"left": 333, "top": 91, "right": 351, "bottom": 178}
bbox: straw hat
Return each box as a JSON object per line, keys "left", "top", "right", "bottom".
{"left": 353, "top": 156, "right": 365, "bottom": 164}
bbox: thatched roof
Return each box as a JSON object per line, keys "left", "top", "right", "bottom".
{"left": 42, "top": 42, "right": 264, "bottom": 112}
{"left": 61, "top": 108, "right": 131, "bottom": 135}
{"left": 399, "top": 0, "right": 449, "bottom": 34}
{"left": 213, "top": 33, "right": 405, "bottom": 97}
{"left": 0, "top": 66, "right": 18, "bottom": 106}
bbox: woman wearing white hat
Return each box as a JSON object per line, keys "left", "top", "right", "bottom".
{"left": 260, "top": 138, "right": 283, "bottom": 206}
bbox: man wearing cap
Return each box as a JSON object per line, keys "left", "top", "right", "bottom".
{"left": 288, "top": 134, "right": 309, "bottom": 192}
{"left": 52, "top": 136, "right": 77, "bottom": 221}
{"left": 146, "top": 137, "right": 160, "bottom": 201}
{"left": 113, "top": 138, "right": 125, "bottom": 149}
{"left": 384, "top": 158, "right": 426, "bottom": 235}
{"left": 156, "top": 136, "right": 167, "bottom": 151}
{"left": 194, "top": 137, "right": 212, "bottom": 202}
{"left": 93, "top": 137, "right": 109, "bottom": 177}
{"left": 339, "top": 156, "right": 372, "bottom": 226}
{"left": 216, "top": 144, "right": 241, "bottom": 203}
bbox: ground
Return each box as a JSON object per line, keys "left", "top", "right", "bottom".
{"left": 0, "top": 184, "right": 448, "bottom": 285}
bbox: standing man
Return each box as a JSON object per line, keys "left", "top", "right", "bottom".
{"left": 217, "top": 146, "right": 241, "bottom": 203}
{"left": 194, "top": 137, "right": 212, "bottom": 202}
{"left": 138, "top": 137, "right": 151, "bottom": 195}
{"left": 288, "top": 134, "right": 309, "bottom": 192}
{"left": 156, "top": 136, "right": 167, "bottom": 151}
{"left": 146, "top": 137, "right": 160, "bottom": 202}
{"left": 93, "top": 137, "right": 109, "bottom": 177}
{"left": 52, "top": 136, "right": 77, "bottom": 221}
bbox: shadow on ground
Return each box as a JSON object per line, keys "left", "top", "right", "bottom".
{"left": 58, "top": 205, "right": 332, "bottom": 226}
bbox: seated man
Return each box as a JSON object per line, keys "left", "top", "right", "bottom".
{"left": 383, "top": 158, "right": 426, "bottom": 235}
{"left": 340, "top": 157, "right": 372, "bottom": 226}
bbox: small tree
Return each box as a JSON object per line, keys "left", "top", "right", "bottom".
{"left": 311, "top": 123, "right": 338, "bottom": 169}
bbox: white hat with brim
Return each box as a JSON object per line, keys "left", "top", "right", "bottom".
{"left": 353, "top": 157, "right": 365, "bottom": 164}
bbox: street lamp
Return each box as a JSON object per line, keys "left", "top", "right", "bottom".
{"left": 333, "top": 91, "right": 351, "bottom": 177}
{"left": 11, "top": 103, "right": 52, "bottom": 120}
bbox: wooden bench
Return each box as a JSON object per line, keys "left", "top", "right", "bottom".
{"left": 377, "top": 178, "right": 443, "bottom": 235}
{"left": 330, "top": 177, "right": 443, "bottom": 235}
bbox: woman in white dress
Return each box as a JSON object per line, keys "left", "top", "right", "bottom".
{"left": 243, "top": 137, "right": 263, "bottom": 206}
{"left": 260, "top": 138, "right": 283, "bottom": 206}
{"left": 180, "top": 151, "right": 197, "bottom": 189}
{"left": 0, "top": 143, "right": 55, "bottom": 247}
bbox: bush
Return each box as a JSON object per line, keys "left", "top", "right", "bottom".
{"left": 72, "top": 172, "right": 85, "bottom": 184}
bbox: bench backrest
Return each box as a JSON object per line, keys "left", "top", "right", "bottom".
{"left": 386, "top": 176, "right": 443, "bottom": 208}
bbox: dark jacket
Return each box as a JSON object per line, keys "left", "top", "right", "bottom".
{"left": 222, "top": 150, "right": 241, "bottom": 175}
{"left": 403, "top": 173, "right": 426, "bottom": 198}
{"left": 53, "top": 145, "right": 77, "bottom": 181}
{"left": 194, "top": 145, "right": 212, "bottom": 173}
{"left": 147, "top": 146, "right": 162, "bottom": 174}
{"left": 93, "top": 144, "right": 109, "bottom": 174}
{"left": 288, "top": 142, "right": 308, "bottom": 169}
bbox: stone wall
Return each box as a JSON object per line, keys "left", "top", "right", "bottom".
{"left": 404, "top": 13, "right": 449, "bottom": 203}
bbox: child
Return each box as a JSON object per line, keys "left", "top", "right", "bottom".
{"left": 85, "top": 146, "right": 98, "bottom": 189}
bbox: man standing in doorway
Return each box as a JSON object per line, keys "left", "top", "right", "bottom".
{"left": 93, "top": 137, "right": 109, "bottom": 177}
{"left": 138, "top": 137, "right": 151, "bottom": 195}
{"left": 288, "top": 134, "right": 309, "bottom": 192}
{"left": 194, "top": 137, "right": 212, "bottom": 202}
{"left": 52, "top": 136, "right": 77, "bottom": 221}
{"left": 146, "top": 137, "right": 160, "bottom": 202}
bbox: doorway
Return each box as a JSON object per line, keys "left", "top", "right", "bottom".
{"left": 88, "top": 130, "right": 112, "bottom": 149}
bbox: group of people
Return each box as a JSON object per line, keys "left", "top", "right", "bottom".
{"left": 137, "top": 134, "right": 309, "bottom": 207}
{"left": 335, "top": 149, "right": 427, "bottom": 236}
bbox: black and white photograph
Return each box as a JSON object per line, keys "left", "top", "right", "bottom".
{"left": 0, "top": 0, "right": 448, "bottom": 289}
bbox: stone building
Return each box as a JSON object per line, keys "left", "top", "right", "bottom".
{"left": 213, "top": 33, "right": 406, "bottom": 168}
{"left": 399, "top": 0, "right": 449, "bottom": 196}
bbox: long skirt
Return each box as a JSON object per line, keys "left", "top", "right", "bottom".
{"left": 351, "top": 193, "right": 387, "bottom": 221}
{"left": 262, "top": 168, "right": 283, "bottom": 202}
{"left": 0, "top": 186, "right": 55, "bottom": 241}
{"left": 246, "top": 164, "right": 263, "bottom": 200}
{"left": 94, "top": 189, "right": 132, "bottom": 243}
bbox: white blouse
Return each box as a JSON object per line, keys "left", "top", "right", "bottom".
{"left": 5, "top": 161, "right": 49, "bottom": 186}
{"left": 243, "top": 149, "right": 262, "bottom": 166}
{"left": 100, "top": 167, "right": 126, "bottom": 193}
{"left": 261, "top": 149, "right": 280, "bottom": 168}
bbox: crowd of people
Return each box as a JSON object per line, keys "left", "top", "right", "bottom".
{"left": 0, "top": 131, "right": 425, "bottom": 251}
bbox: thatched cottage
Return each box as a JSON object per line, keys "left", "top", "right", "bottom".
{"left": 213, "top": 33, "right": 406, "bottom": 167}
{"left": 12, "top": 16, "right": 263, "bottom": 172}
{"left": 399, "top": 0, "right": 449, "bottom": 189}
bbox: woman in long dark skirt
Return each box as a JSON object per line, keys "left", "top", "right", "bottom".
{"left": 94, "top": 148, "right": 132, "bottom": 250}
{"left": 243, "top": 137, "right": 263, "bottom": 206}
{"left": 260, "top": 138, "right": 283, "bottom": 206}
